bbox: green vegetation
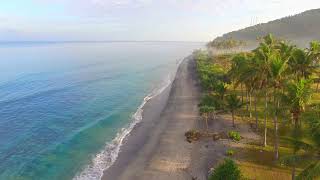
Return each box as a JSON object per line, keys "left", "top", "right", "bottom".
{"left": 195, "top": 34, "right": 320, "bottom": 179}
{"left": 226, "top": 94, "right": 243, "bottom": 127}
{"left": 226, "top": 149, "right": 235, "bottom": 156}
{"left": 209, "top": 158, "right": 242, "bottom": 180}
{"left": 199, "top": 105, "right": 216, "bottom": 131}
{"left": 228, "top": 131, "right": 241, "bottom": 141}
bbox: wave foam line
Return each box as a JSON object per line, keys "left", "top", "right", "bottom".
{"left": 73, "top": 76, "right": 173, "bottom": 180}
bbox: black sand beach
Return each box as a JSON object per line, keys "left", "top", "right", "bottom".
{"left": 102, "top": 56, "right": 247, "bottom": 180}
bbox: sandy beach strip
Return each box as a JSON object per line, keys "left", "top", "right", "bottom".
{"left": 102, "top": 56, "right": 206, "bottom": 180}
{"left": 101, "top": 55, "right": 254, "bottom": 180}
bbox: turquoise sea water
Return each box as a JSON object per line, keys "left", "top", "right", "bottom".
{"left": 0, "top": 42, "right": 202, "bottom": 180}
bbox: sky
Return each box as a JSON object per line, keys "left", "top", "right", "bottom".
{"left": 0, "top": 0, "right": 320, "bottom": 42}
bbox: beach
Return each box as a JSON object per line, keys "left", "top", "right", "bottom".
{"left": 101, "top": 55, "right": 240, "bottom": 180}
{"left": 102, "top": 55, "right": 200, "bottom": 179}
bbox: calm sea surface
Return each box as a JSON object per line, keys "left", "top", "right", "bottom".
{"left": 0, "top": 42, "right": 202, "bottom": 180}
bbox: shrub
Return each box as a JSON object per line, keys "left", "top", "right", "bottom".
{"left": 185, "top": 130, "right": 201, "bottom": 142}
{"left": 226, "top": 149, "right": 235, "bottom": 156}
{"left": 228, "top": 131, "right": 241, "bottom": 141}
{"left": 209, "top": 158, "right": 241, "bottom": 180}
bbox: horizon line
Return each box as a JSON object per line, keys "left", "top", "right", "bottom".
{"left": 0, "top": 40, "right": 206, "bottom": 44}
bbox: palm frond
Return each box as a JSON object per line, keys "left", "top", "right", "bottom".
{"left": 280, "top": 154, "right": 312, "bottom": 166}
{"left": 297, "top": 161, "right": 320, "bottom": 180}
{"left": 281, "top": 136, "right": 314, "bottom": 151}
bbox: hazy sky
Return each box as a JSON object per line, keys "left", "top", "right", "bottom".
{"left": 0, "top": 0, "right": 319, "bottom": 42}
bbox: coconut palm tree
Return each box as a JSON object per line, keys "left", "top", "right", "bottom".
{"left": 276, "top": 41, "right": 295, "bottom": 60}
{"left": 308, "top": 41, "right": 320, "bottom": 64}
{"left": 307, "top": 41, "right": 320, "bottom": 91}
{"left": 215, "top": 82, "right": 227, "bottom": 100}
{"left": 297, "top": 161, "right": 320, "bottom": 180}
{"left": 226, "top": 94, "right": 243, "bottom": 127}
{"left": 269, "top": 51, "right": 288, "bottom": 160}
{"left": 269, "top": 41, "right": 297, "bottom": 159}
{"left": 199, "top": 94, "right": 225, "bottom": 122}
{"left": 199, "top": 105, "right": 215, "bottom": 131}
{"left": 297, "top": 115, "right": 320, "bottom": 180}
{"left": 253, "top": 34, "right": 276, "bottom": 146}
{"left": 244, "top": 69, "right": 259, "bottom": 119}
{"left": 229, "top": 53, "right": 249, "bottom": 102}
{"left": 282, "top": 79, "right": 313, "bottom": 127}
{"left": 288, "top": 48, "right": 317, "bottom": 81}
{"left": 281, "top": 127, "right": 313, "bottom": 180}
{"left": 238, "top": 54, "right": 264, "bottom": 129}
{"left": 235, "top": 54, "right": 260, "bottom": 125}
{"left": 282, "top": 115, "right": 320, "bottom": 180}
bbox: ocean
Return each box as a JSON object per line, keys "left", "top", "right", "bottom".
{"left": 0, "top": 42, "right": 202, "bottom": 180}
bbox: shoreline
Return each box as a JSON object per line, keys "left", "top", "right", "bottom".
{"left": 74, "top": 64, "right": 177, "bottom": 180}
{"left": 78, "top": 53, "right": 252, "bottom": 180}
{"left": 102, "top": 55, "right": 202, "bottom": 179}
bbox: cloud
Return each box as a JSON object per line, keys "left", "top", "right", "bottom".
{"left": 33, "top": 0, "right": 245, "bottom": 17}
{"left": 4, "top": 0, "right": 320, "bottom": 41}
{"left": 56, "top": 0, "right": 153, "bottom": 17}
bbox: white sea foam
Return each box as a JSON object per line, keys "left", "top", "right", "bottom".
{"left": 73, "top": 70, "right": 176, "bottom": 180}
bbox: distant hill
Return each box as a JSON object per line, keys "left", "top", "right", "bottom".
{"left": 213, "top": 8, "right": 320, "bottom": 47}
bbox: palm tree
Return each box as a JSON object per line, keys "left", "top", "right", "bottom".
{"left": 237, "top": 54, "right": 260, "bottom": 124}
{"left": 245, "top": 69, "right": 259, "bottom": 120}
{"left": 297, "top": 161, "right": 320, "bottom": 180}
{"left": 229, "top": 53, "right": 249, "bottom": 102}
{"left": 237, "top": 54, "right": 262, "bottom": 129}
{"left": 281, "top": 127, "right": 313, "bottom": 180}
{"left": 282, "top": 79, "right": 313, "bottom": 127}
{"left": 288, "top": 48, "right": 317, "bottom": 81}
{"left": 226, "top": 94, "right": 243, "bottom": 127}
{"left": 282, "top": 115, "right": 320, "bottom": 180}
{"left": 199, "top": 105, "right": 215, "bottom": 131}
{"left": 295, "top": 107, "right": 320, "bottom": 179}
{"left": 307, "top": 41, "right": 320, "bottom": 91}
{"left": 199, "top": 94, "right": 224, "bottom": 122}
{"left": 253, "top": 34, "right": 276, "bottom": 146}
{"left": 276, "top": 41, "right": 295, "bottom": 60}
{"left": 269, "top": 41, "right": 296, "bottom": 160}
{"left": 215, "top": 82, "right": 227, "bottom": 100}
{"left": 308, "top": 41, "right": 320, "bottom": 64}
{"left": 229, "top": 53, "right": 258, "bottom": 122}
{"left": 269, "top": 51, "right": 288, "bottom": 160}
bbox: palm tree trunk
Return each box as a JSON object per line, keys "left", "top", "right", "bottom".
{"left": 205, "top": 114, "right": 209, "bottom": 131}
{"left": 274, "top": 115, "right": 279, "bottom": 160}
{"left": 274, "top": 99, "right": 279, "bottom": 160}
{"left": 264, "top": 91, "right": 268, "bottom": 147}
{"left": 299, "top": 116, "right": 302, "bottom": 127}
{"left": 249, "top": 91, "right": 252, "bottom": 118}
{"left": 246, "top": 90, "right": 249, "bottom": 112}
{"left": 292, "top": 166, "right": 296, "bottom": 180}
{"left": 254, "top": 92, "right": 258, "bottom": 130}
{"left": 241, "top": 84, "right": 244, "bottom": 103}
{"left": 293, "top": 113, "right": 299, "bottom": 128}
{"left": 232, "top": 111, "right": 235, "bottom": 127}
